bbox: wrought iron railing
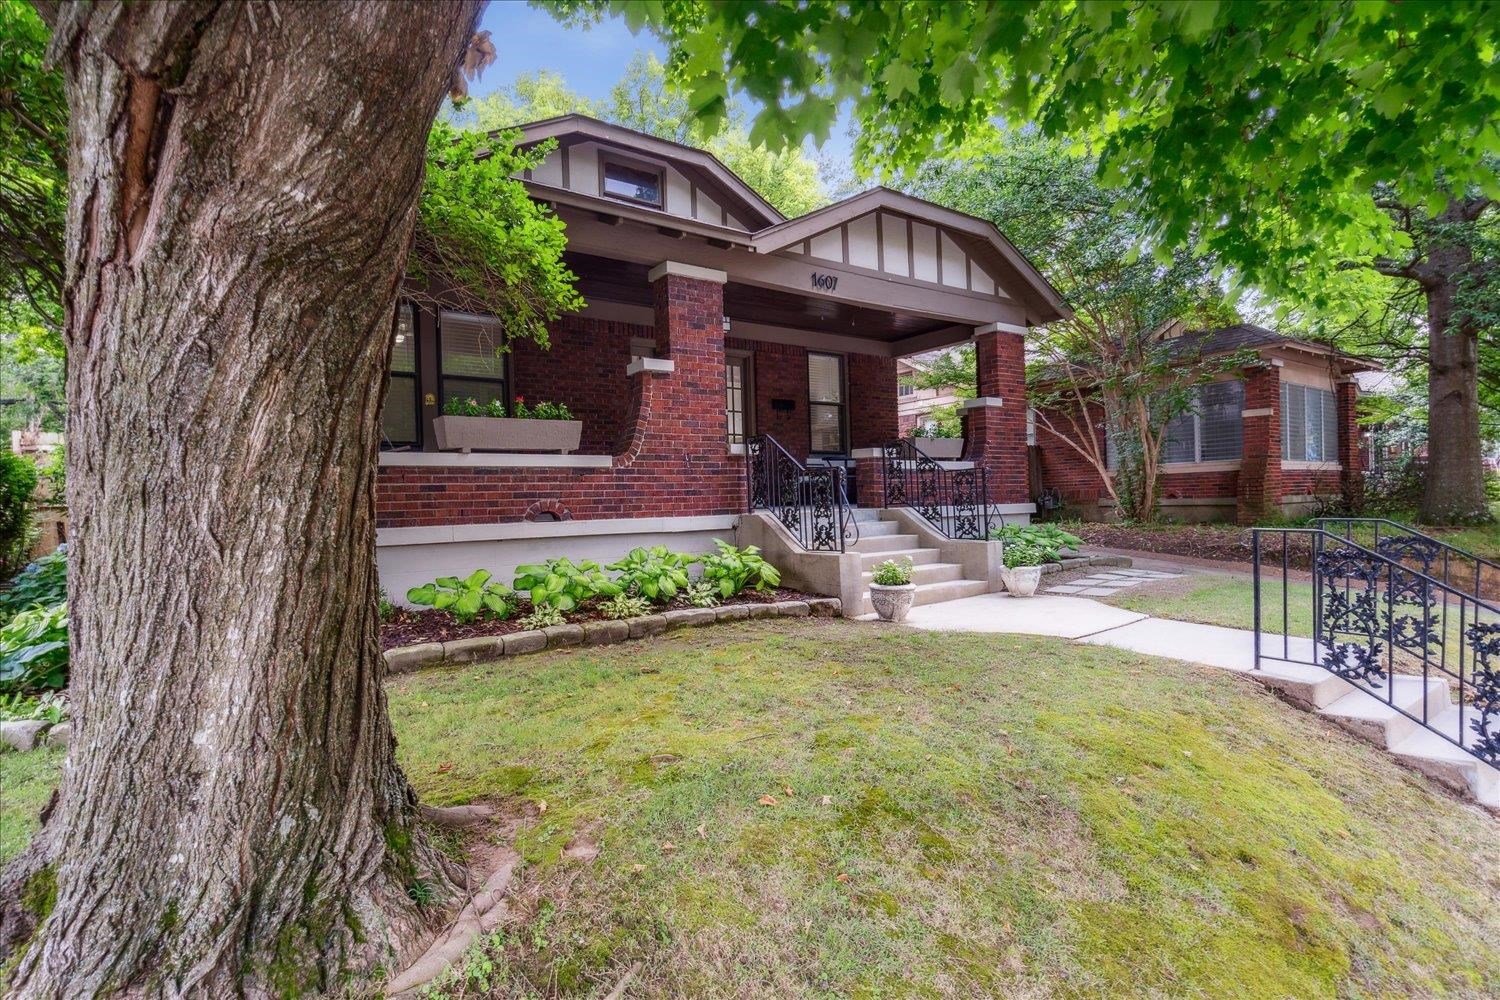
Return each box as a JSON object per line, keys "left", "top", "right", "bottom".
{"left": 1315, "top": 517, "right": 1500, "bottom": 603}
{"left": 879, "top": 439, "right": 993, "bottom": 540}
{"left": 745, "top": 434, "right": 858, "bottom": 552}
{"left": 1252, "top": 526, "right": 1500, "bottom": 768}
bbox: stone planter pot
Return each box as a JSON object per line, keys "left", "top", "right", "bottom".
{"left": 869, "top": 582, "right": 917, "bottom": 622}
{"left": 1000, "top": 565, "right": 1042, "bottom": 597}
{"left": 910, "top": 437, "right": 964, "bottom": 459}
{"left": 433, "top": 415, "right": 583, "bottom": 454}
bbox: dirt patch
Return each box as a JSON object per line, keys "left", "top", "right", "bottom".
{"left": 380, "top": 587, "right": 814, "bottom": 650}
{"left": 1074, "top": 523, "right": 1309, "bottom": 569}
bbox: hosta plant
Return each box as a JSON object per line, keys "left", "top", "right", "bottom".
{"left": 513, "top": 558, "right": 621, "bottom": 612}
{"left": 0, "top": 602, "right": 69, "bottom": 693}
{"left": 698, "top": 541, "right": 781, "bottom": 598}
{"left": 607, "top": 545, "right": 696, "bottom": 602}
{"left": 0, "top": 544, "right": 68, "bottom": 622}
{"left": 517, "top": 605, "right": 566, "bottom": 630}
{"left": 684, "top": 581, "right": 720, "bottom": 608}
{"left": 406, "top": 569, "right": 513, "bottom": 624}
{"left": 988, "top": 523, "right": 1082, "bottom": 562}
{"left": 601, "top": 593, "right": 653, "bottom": 620}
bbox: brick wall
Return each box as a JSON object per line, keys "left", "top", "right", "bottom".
{"left": 847, "top": 353, "right": 899, "bottom": 448}
{"left": 963, "top": 330, "right": 1030, "bottom": 503}
{"left": 511, "top": 315, "right": 643, "bottom": 456}
{"left": 730, "top": 337, "right": 809, "bottom": 459}
{"left": 378, "top": 274, "right": 742, "bottom": 528}
{"left": 1034, "top": 400, "right": 1110, "bottom": 502}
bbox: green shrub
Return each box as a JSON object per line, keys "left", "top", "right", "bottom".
{"left": 517, "top": 605, "right": 565, "bottom": 630}
{"left": 0, "top": 544, "right": 67, "bottom": 622}
{"left": 989, "top": 523, "right": 1082, "bottom": 562}
{"left": 601, "top": 593, "right": 653, "bottom": 620}
{"left": 0, "top": 690, "right": 66, "bottom": 724}
{"left": 1002, "top": 542, "right": 1047, "bottom": 569}
{"left": 0, "top": 603, "right": 68, "bottom": 693}
{"left": 513, "top": 558, "right": 621, "bottom": 612}
{"left": 442, "top": 396, "right": 506, "bottom": 418}
{"left": 698, "top": 541, "right": 781, "bottom": 598}
{"left": 406, "top": 570, "right": 513, "bottom": 624}
{"left": 511, "top": 397, "right": 573, "bottom": 421}
{"left": 607, "top": 546, "right": 696, "bottom": 602}
{"left": 684, "top": 581, "right": 720, "bottom": 608}
{"left": 0, "top": 452, "right": 39, "bottom": 580}
{"left": 870, "top": 558, "right": 913, "bottom": 586}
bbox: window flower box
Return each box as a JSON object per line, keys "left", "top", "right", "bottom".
{"left": 910, "top": 436, "right": 964, "bottom": 460}
{"left": 433, "top": 416, "right": 583, "bottom": 455}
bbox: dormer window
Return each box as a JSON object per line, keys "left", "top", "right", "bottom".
{"left": 601, "top": 156, "right": 663, "bottom": 208}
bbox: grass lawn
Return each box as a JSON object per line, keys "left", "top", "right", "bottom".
{"left": 389, "top": 619, "right": 1500, "bottom": 999}
{"left": 0, "top": 746, "right": 63, "bottom": 865}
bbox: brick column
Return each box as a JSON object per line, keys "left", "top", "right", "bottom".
{"left": 1236, "top": 362, "right": 1283, "bottom": 525}
{"left": 648, "top": 262, "right": 728, "bottom": 463}
{"left": 961, "top": 326, "right": 1030, "bottom": 504}
{"left": 847, "top": 352, "right": 899, "bottom": 449}
{"left": 1336, "top": 377, "right": 1363, "bottom": 510}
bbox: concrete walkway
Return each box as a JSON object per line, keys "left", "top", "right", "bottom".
{"left": 900, "top": 592, "right": 1499, "bottom": 810}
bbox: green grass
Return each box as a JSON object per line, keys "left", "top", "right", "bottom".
{"left": 391, "top": 620, "right": 1500, "bottom": 999}
{"left": 0, "top": 747, "right": 63, "bottom": 864}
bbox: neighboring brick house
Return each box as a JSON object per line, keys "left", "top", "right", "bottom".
{"left": 375, "top": 115, "right": 1069, "bottom": 598}
{"left": 1034, "top": 323, "right": 1377, "bottom": 525}
{"left": 896, "top": 354, "right": 963, "bottom": 436}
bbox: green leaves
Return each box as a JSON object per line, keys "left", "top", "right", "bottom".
{"left": 513, "top": 558, "right": 621, "bottom": 613}
{"left": 406, "top": 573, "right": 514, "bottom": 624}
{"left": 606, "top": 545, "right": 696, "bottom": 603}
{"left": 0, "top": 602, "right": 68, "bottom": 692}
{"left": 698, "top": 541, "right": 780, "bottom": 598}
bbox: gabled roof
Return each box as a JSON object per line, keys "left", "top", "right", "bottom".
{"left": 509, "top": 113, "right": 785, "bottom": 230}
{"left": 751, "top": 187, "right": 1071, "bottom": 325}
{"left": 1170, "top": 323, "right": 1380, "bottom": 372}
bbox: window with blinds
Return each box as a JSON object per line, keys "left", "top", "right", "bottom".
{"left": 382, "top": 303, "right": 419, "bottom": 447}
{"left": 1280, "top": 382, "right": 1337, "bottom": 461}
{"left": 439, "top": 311, "right": 508, "bottom": 410}
{"left": 1158, "top": 380, "right": 1245, "bottom": 465}
{"left": 807, "top": 352, "right": 846, "bottom": 454}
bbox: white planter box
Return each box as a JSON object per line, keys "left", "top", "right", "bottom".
{"left": 910, "top": 437, "right": 964, "bottom": 460}
{"left": 433, "top": 416, "right": 583, "bottom": 454}
{"left": 869, "top": 582, "right": 917, "bottom": 622}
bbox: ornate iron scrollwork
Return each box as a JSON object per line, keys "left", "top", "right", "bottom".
{"left": 1466, "top": 621, "right": 1500, "bottom": 765}
{"left": 743, "top": 434, "right": 853, "bottom": 553}
{"left": 1316, "top": 546, "right": 1388, "bottom": 687}
{"left": 880, "top": 439, "right": 992, "bottom": 540}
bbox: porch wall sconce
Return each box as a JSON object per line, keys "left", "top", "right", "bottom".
{"left": 722, "top": 315, "right": 732, "bottom": 332}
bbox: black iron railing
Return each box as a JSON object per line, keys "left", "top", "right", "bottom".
{"left": 879, "top": 439, "right": 993, "bottom": 540}
{"left": 1252, "top": 526, "right": 1500, "bottom": 768}
{"left": 1315, "top": 517, "right": 1500, "bottom": 603}
{"left": 745, "top": 434, "right": 858, "bottom": 552}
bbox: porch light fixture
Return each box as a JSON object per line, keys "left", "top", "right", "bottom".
{"left": 722, "top": 315, "right": 732, "bottom": 332}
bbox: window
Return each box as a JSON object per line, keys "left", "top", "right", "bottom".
{"left": 438, "top": 310, "right": 507, "bottom": 410}
{"left": 601, "top": 158, "right": 663, "bottom": 208}
{"left": 1160, "top": 380, "right": 1246, "bottom": 465}
{"left": 807, "top": 352, "right": 846, "bottom": 453}
{"left": 726, "top": 353, "right": 752, "bottom": 445}
{"left": 382, "top": 303, "right": 420, "bottom": 447}
{"left": 1281, "top": 382, "right": 1338, "bottom": 461}
{"left": 898, "top": 383, "right": 915, "bottom": 397}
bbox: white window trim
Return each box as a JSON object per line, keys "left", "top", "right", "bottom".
{"left": 1160, "top": 380, "right": 1245, "bottom": 467}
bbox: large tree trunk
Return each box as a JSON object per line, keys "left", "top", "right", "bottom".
{"left": 0, "top": 2, "right": 480, "bottom": 994}
{"left": 1420, "top": 258, "right": 1489, "bottom": 524}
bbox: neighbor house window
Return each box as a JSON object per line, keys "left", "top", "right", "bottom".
{"left": 1161, "top": 380, "right": 1245, "bottom": 465}
{"left": 808, "top": 352, "right": 847, "bottom": 453}
{"left": 382, "top": 303, "right": 420, "bottom": 448}
{"left": 726, "top": 352, "right": 752, "bottom": 445}
{"left": 601, "top": 158, "right": 663, "bottom": 208}
{"left": 898, "top": 383, "right": 915, "bottom": 397}
{"left": 438, "top": 310, "right": 508, "bottom": 410}
{"left": 1281, "top": 382, "right": 1338, "bottom": 462}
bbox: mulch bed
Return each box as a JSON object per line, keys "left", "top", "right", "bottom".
{"left": 1073, "top": 522, "right": 1317, "bottom": 570}
{"left": 380, "top": 587, "right": 813, "bottom": 651}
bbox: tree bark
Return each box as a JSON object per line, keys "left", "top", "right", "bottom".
{"left": 1420, "top": 249, "right": 1489, "bottom": 524}
{"left": 0, "top": 2, "right": 481, "bottom": 994}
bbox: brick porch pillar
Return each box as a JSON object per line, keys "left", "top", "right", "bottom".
{"left": 961, "top": 325, "right": 1030, "bottom": 504}
{"left": 1336, "top": 376, "right": 1363, "bottom": 510}
{"left": 646, "top": 261, "right": 738, "bottom": 511}
{"left": 1237, "top": 362, "right": 1283, "bottom": 525}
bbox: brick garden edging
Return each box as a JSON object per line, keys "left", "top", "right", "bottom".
{"left": 383, "top": 597, "right": 843, "bottom": 675}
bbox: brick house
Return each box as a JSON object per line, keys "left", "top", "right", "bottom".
{"left": 375, "top": 115, "right": 1069, "bottom": 606}
{"left": 1034, "top": 323, "right": 1378, "bottom": 525}
{"left": 896, "top": 354, "right": 964, "bottom": 437}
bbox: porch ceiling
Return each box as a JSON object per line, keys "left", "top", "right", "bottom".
{"left": 569, "top": 252, "right": 961, "bottom": 350}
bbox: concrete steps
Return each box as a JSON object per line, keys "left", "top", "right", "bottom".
{"left": 858, "top": 547, "right": 942, "bottom": 571}
{"left": 1253, "top": 661, "right": 1499, "bottom": 808}
{"left": 850, "top": 509, "right": 991, "bottom": 616}
{"left": 857, "top": 578, "right": 991, "bottom": 616}
{"left": 850, "top": 532, "right": 922, "bottom": 554}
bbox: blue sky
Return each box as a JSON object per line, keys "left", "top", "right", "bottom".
{"left": 474, "top": 3, "right": 856, "bottom": 172}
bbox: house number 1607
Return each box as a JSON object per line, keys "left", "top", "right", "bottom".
{"left": 811, "top": 272, "right": 838, "bottom": 292}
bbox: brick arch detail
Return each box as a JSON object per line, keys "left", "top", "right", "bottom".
{"left": 525, "top": 499, "right": 572, "bottom": 522}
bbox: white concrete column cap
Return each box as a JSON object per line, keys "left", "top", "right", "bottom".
{"left": 973, "top": 321, "right": 1028, "bottom": 337}
{"left": 961, "top": 397, "right": 1004, "bottom": 410}
{"left": 626, "top": 357, "right": 675, "bottom": 377}
{"left": 849, "top": 448, "right": 885, "bottom": 459}
{"left": 1241, "top": 407, "right": 1273, "bottom": 418}
{"left": 647, "top": 261, "right": 728, "bottom": 284}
